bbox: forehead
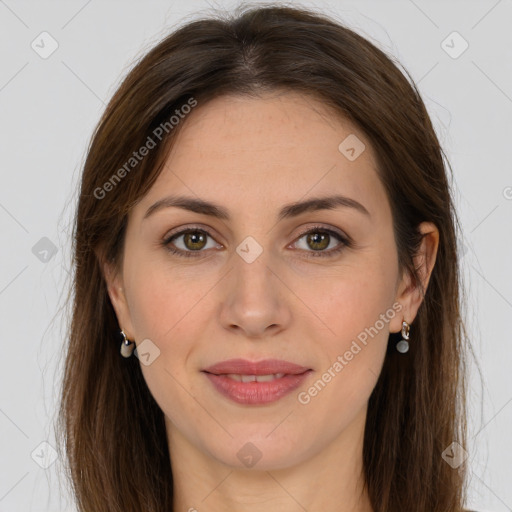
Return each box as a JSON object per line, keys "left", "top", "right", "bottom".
{"left": 135, "top": 91, "right": 387, "bottom": 220}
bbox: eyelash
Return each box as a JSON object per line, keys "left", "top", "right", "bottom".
{"left": 161, "top": 224, "right": 352, "bottom": 259}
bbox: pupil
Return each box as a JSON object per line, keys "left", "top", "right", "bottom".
{"left": 308, "top": 232, "right": 329, "bottom": 250}
{"left": 185, "top": 231, "right": 205, "bottom": 250}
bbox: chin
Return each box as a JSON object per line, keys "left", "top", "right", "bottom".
{"left": 206, "top": 426, "right": 312, "bottom": 471}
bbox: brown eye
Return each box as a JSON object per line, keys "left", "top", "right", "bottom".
{"left": 163, "top": 228, "right": 219, "bottom": 257}
{"left": 182, "top": 231, "right": 207, "bottom": 251}
{"left": 293, "top": 227, "right": 350, "bottom": 258}
{"left": 305, "top": 232, "right": 330, "bottom": 251}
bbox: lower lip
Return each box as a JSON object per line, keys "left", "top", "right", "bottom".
{"left": 203, "top": 371, "right": 312, "bottom": 405}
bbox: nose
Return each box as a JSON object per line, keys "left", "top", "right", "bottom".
{"left": 218, "top": 249, "right": 292, "bottom": 339}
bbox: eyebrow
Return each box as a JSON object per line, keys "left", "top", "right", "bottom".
{"left": 143, "top": 194, "right": 371, "bottom": 222}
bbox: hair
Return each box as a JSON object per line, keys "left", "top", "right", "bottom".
{"left": 56, "top": 3, "right": 471, "bottom": 511}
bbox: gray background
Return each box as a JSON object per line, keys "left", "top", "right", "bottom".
{"left": 0, "top": 0, "right": 511, "bottom": 510}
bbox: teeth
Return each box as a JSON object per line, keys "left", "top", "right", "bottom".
{"left": 225, "top": 373, "right": 286, "bottom": 382}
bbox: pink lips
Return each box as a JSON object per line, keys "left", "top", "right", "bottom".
{"left": 202, "top": 358, "right": 312, "bottom": 405}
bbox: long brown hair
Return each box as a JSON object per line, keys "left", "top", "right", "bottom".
{"left": 56, "top": 3, "right": 470, "bottom": 511}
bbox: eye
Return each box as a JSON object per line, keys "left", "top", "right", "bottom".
{"left": 292, "top": 226, "right": 350, "bottom": 258}
{"left": 162, "top": 227, "right": 221, "bottom": 258}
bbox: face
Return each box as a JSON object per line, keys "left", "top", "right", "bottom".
{"left": 105, "top": 91, "right": 435, "bottom": 471}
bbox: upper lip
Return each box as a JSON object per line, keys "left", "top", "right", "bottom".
{"left": 202, "top": 358, "right": 311, "bottom": 376}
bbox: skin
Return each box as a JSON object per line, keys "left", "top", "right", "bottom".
{"left": 104, "top": 91, "right": 439, "bottom": 512}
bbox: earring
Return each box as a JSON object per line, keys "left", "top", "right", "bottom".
{"left": 120, "top": 330, "right": 135, "bottom": 358}
{"left": 396, "top": 320, "right": 410, "bottom": 353}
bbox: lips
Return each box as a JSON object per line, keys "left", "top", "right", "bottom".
{"left": 202, "top": 358, "right": 311, "bottom": 376}
{"left": 201, "top": 358, "right": 313, "bottom": 405}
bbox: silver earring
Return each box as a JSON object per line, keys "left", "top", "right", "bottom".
{"left": 396, "top": 320, "right": 410, "bottom": 353}
{"left": 120, "top": 330, "right": 135, "bottom": 358}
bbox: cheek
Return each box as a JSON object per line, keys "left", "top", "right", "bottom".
{"left": 300, "top": 264, "right": 396, "bottom": 347}
{"left": 123, "top": 261, "right": 205, "bottom": 420}
{"left": 294, "top": 268, "right": 395, "bottom": 428}
{"left": 295, "top": 261, "right": 398, "bottom": 411}
{"left": 123, "top": 252, "right": 205, "bottom": 340}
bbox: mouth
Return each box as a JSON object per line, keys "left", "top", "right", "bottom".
{"left": 201, "top": 359, "right": 313, "bottom": 405}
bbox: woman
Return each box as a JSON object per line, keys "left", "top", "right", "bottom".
{"left": 56, "top": 4, "right": 474, "bottom": 511}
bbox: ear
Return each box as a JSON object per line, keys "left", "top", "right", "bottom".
{"left": 100, "top": 254, "right": 136, "bottom": 341}
{"left": 389, "top": 221, "right": 439, "bottom": 333}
